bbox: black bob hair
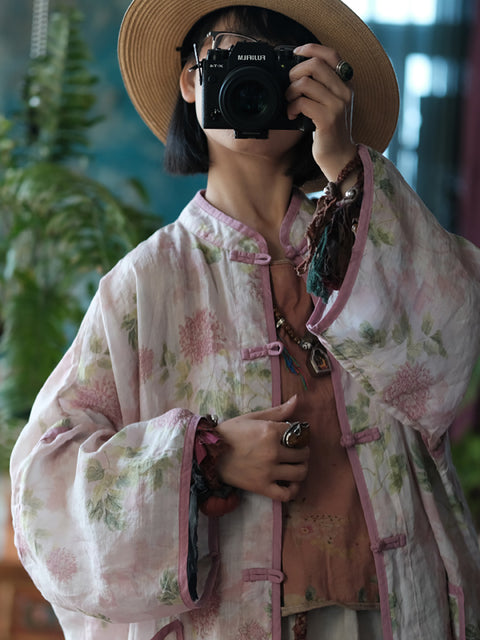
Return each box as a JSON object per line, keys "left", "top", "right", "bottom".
{"left": 163, "top": 5, "right": 324, "bottom": 188}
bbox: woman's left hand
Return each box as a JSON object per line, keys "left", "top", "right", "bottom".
{"left": 286, "top": 43, "right": 357, "bottom": 181}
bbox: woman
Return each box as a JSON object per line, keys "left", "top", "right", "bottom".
{"left": 10, "top": 0, "right": 480, "bottom": 639}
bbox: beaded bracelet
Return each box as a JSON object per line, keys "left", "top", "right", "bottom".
{"left": 193, "top": 415, "right": 240, "bottom": 517}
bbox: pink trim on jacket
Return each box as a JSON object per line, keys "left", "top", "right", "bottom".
{"left": 151, "top": 619, "right": 184, "bottom": 640}
{"left": 178, "top": 414, "right": 220, "bottom": 609}
{"left": 260, "top": 246, "right": 285, "bottom": 640}
{"left": 449, "top": 584, "right": 466, "bottom": 640}
{"left": 193, "top": 191, "right": 270, "bottom": 253}
{"left": 329, "top": 357, "right": 394, "bottom": 640}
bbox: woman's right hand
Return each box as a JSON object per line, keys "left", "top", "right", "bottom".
{"left": 215, "top": 395, "right": 309, "bottom": 502}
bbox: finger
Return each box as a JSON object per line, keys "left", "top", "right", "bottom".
{"left": 277, "top": 445, "right": 310, "bottom": 464}
{"left": 275, "top": 461, "right": 309, "bottom": 484}
{"left": 247, "top": 395, "right": 298, "bottom": 421}
{"left": 294, "top": 43, "right": 343, "bottom": 74}
{"left": 287, "top": 96, "right": 352, "bottom": 140}
{"left": 269, "top": 481, "right": 302, "bottom": 502}
{"left": 288, "top": 61, "right": 352, "bottom": 104}
{"left": 287, "top": 95, "right": 333, "bottom": 124}
{"left": 286, "top": 80, "right": 347, "bottom": 122}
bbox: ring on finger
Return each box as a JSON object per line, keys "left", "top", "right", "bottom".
{"left": 335, "top": 59, "right": 354, "bottom": 82}
{"left": 281, "top": 421, "right": 310, "bottom": 448}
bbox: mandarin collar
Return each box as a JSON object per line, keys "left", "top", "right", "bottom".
{"left": 178, "top": 187, "right": 315, "bottom": 261}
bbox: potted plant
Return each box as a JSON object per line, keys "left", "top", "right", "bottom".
{"left": 0, "top": 5, "right": 159, "bottom": 475}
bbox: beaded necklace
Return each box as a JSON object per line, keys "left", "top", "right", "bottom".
{"left": 273, "top": 306, "right": 331, "bottom": 378}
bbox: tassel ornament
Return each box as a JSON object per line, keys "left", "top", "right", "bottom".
{"left": 297, "top": 150, "right": 364, "bottom": 302}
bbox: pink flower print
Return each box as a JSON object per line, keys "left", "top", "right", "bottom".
{"left": 236, "top": 620, "right": 269, "bottom": 640}
{"left": 179, "top": 309, "right": 226, "bottom": 364}
{"left": 46, "top": 547, "right": 78, "bottom": 583}
{"left": 383, "top": 362, "right": 434, "bottom": 421}
{"left": 72, "top": 376, "right": 122, "bottom": 426}
{"left": 138, "top": 347, "right": 154, "bottom": 383}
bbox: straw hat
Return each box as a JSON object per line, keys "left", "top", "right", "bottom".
{"left": 118, "top": 0, "right": 399, "bottom": 158}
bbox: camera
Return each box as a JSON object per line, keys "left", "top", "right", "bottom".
{"left": 200, "top": 42, "right": 314, "bottom": 139}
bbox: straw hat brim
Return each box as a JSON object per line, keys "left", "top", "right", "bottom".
{"left": 118, "top": 0, "right": 399, "bottom": 191}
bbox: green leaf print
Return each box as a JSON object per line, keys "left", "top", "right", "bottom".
{"left": 138, "top": 456, "right": 172, "bottom": 491}
{"left": 448, "top": 490, "right": 466, "bottom": 521}
{"left": 410, "top": 443, "right": 434, "bottom": 493}
{"left": 331, "top": 337, "right": 370, "bottom": 361}
{"left": 379, "top": 177, "right": 395, "bottom": 199}
{"left": 160, "top": 369, "right": 170, "bottom": 384}
{"left": 196, "top": 387, "right": 240, "bottom": 420}
{"left": 392, "top": 313, "right": 411, "bottom": 346}
{"left": 85, "top": 460, "right": 131, "bottom": 531}
{"left": 175, "top": 379, "right": 193, "bottom": 402}
{"left": 388, "top": 454, "right": 408, "bottom": 493}
{"left": 238, "top": 237, "right": 260, "bottom": 253}
{"left": 390, "top": 311, "right": 447, "bottom": 362}
{"left": 359, "top": 322, "right": 387, "bottom": 349}
{"left": 96, "top": 357, "right": 112, "bottom": 370}
{"left": 174, "top": 359, "right": 193, "bottom": 401}
{"left": 368, "top": 222, "right": 395, "bottom": 248}
{"left": 22, "top": 488, "right": 44, "bottom": 514}
{"left": 103, "top": 509, "right": 123, "bottom": 531}
{"left": 346, "top": 393, "right": 370, "bottom": 433}
{"left": 124, "top": 446, "right": 143, "bottom": 459}
{"left": 389, "top": 592, "right": 399, "bottom": 632}
{"left": 89, "top": 334, "right": 104, "bottom": 354}
{"left": 359, "top": 377, "right": 376, "bottom": 396}
{"left": 158, "top": 569, "right": 181, "bottom": 605}
{"left": 86, "top": 495, "right": 124, "bottom": 531}
{"left": 421, "top": 314, "right": 434, "bottom": 336}
{"left": 449, "top": 594, "right": 460, "bottom": 627}
{"left": 245, "top": 361, "right": 271, "bottom": 381}
{"left": 121, "top": 312, "right": 138, "bottom": 351}
{"left": 195, "top": 241, "right": 222, "bottom": 264}
{"left": 424, "top": 330, "right": 447, "bottom": 358}
{"left": 86, "top": 459, "right": 105, "bottom": 482}
{"left": 160, "top": 342, "right": 177, "bottom": 368}
{"left": 89, "top": 500, "right": 104, "bottom": 521}
{"left": 329, "top": 322, "right": 386, "bottom": 362}
{"left": 78, "top": 610, "right": 112, "bottom": 624}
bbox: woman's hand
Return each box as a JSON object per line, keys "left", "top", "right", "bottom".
{"left": 286, "top": 43, "right": 358, "bottom": 183}
{"left": 215, "top": 395, "right": 309, "bottom": 502}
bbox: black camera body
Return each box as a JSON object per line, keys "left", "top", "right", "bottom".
{"left": 200, "top": 42, "right": 314, "bottom": 139}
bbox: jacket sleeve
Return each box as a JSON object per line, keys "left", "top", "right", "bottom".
{"left": 308, "top": 145, "right": 480, "bottom": 451}
{"left": 9, "top": 266, "right": 218, "bottom": 625}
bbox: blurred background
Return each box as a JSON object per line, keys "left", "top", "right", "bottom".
{"left": 1, "top": 0, "right": 480, "bottom": 637}
{"left": 1, "top": 0, "right": 478, "bottom": 231}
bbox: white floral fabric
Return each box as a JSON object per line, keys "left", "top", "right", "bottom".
{"left": 10, "top": 146, "right": 480, "bottom": 640}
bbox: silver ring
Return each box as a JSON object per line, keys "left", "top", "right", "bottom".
{"left": 335, "top": 60, "right": 354, "bottom": 82}
{"left": 281, "top": 421, "right": 310, "bottom": 448}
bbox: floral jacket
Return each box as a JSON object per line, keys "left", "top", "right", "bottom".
{"left": 10, "top": 146, "right": 480, "bottom": 640}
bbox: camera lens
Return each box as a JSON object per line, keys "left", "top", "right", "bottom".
{"left": 219, "top": 67, "right": 280, "bottom": 131}
{"left": 233, "top": 80, "right": 269, "bottom": 117}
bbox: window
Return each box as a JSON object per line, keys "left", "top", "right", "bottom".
{"left": 344, "top": 0, "right": 471, "bottom": 230}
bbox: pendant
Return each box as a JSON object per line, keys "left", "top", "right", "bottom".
{"left": 307, "top": 339, "right": 331, "bottom": 376}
